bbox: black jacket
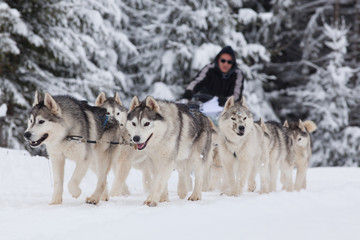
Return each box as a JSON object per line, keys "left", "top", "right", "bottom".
{"left": 186, "top": 46, "right": 244, "bottom": 101}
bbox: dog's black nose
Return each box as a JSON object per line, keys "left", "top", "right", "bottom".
{"left": 133, "top": 135, "right": 140, "bottom": 143}
{"left": 24, "top": 132, "right": 31, "bottom": 140}
{"left": 239, "top": 126, "right": 245, "bottom": 131}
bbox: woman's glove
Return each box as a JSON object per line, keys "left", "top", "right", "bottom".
{"left": 218, "top": 96, "right": 227, "bottom": 107}
{"left": 182, "top": 90, "right": 193, "bottom": 100}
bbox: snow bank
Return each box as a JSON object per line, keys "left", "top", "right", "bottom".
{"left": 0, "top": 147, "right": 359, "bottom": 240}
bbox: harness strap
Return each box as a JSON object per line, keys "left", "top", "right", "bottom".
{"left": 65, "top": 135, "right": 137, "bottom": 149}
{"left": 224, "top": 136, "right": 237, "bottom": 158}
{"left": 102, "top": 115, "right": 109, "bottom": 126}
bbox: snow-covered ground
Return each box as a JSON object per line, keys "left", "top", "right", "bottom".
{"left": 1, "top": 147, "right": 359, "bottom": 240}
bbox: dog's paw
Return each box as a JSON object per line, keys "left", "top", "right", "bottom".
{"left": 101, "top": 192, "right": 110, "bottom": 201}
{"left": 159, "top": 196, "right": 169, "bottom": 203}
{"left": 49, "top": 199, "right": 62, "bottom": 205}
{"left": 188, "top": 194, "right": 201, "bottom": 201}
{"left": 68, "top": 184, "right": 81, "bottom": 199}
{"left": 247, "top": 185, "right": 256, "bottom": 192}
{"left": 49, "top": 195, "right": 62, "bottom": 205}
{"left": 247, "top": 180, "right": 256, "bottom": 192}
{"left": 86, "top": 197, "right": 99, "bottom": 205}
{"left": 177, "top": 180, "right": 190, "bottom": 199}
{"left": 144, "top": 200, "right": 158, "bottom": 207}
{"left": 177, "top": 190, "right": 188, "bottom": 199}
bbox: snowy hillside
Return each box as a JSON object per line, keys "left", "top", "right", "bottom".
{"left": 0, "top": 147, "right": 359, "bottom": 240}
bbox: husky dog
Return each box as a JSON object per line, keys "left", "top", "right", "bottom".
{"left": 95, "top": 92, "right": 151, "bottom": 195}
{"left": 281, "top": 119, "right": 317, "bottom": 191}
{"left": 126, "top": 96, "right": 213, "bottom": 206}
{"left": 218, "top": 96, "right": 270, "bottom": 196}
{"left": 24, "top": 91, "right": 120, "bottom": 205}
{"left": 95, "top": 92, "right": 127, "bottom": 127}
{"left": 205, "top": 117, "right": 225, "bottom": 192}
{"left": 256, "top": 120, "right": 288, "bottom": 192}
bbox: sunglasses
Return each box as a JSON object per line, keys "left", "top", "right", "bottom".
{"left": 220, "top": 58, "right": 233, "bottom": 64}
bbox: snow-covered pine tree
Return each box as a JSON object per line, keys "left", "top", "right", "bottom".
{"left": 262, "top": 0, "right": 342, "bottom": 116}
{"left": 0, "top": 1, "right": 35, "bottom": 149}
{"left": 1, "top": 0, "right": 280, "bottom": 150}
{"left": 259, "top": 0, "right": 360, "bottom": 166}
{"left": 119, "top": 0, "right": 236, "bottom": 99}
{"left": 121, "top": 0, "right": 277, "bottom": 119}
{"left": 234, "top": 1, "right": 277, "bottom": 120}
{"left": 0, "top": 0, "right": 136, "bottom": 150}
{"left": 287, "top": 21, "right": 359, "bottom": 166}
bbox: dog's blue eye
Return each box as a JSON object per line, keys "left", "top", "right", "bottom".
{"left": 132, "top": 122, "right": 136, "bottom": 127}
{"left": 144, "top": 122, "right": 150, "bottom": 127}
{"left": 39, "top": 120, "right": 45, "bottom": 124}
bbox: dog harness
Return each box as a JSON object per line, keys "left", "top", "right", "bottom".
{"left": 65, "top": 135, "right": 137, "bottom": 149}
{"left": 102, "top": 115, "right": 109, "bottom": 126}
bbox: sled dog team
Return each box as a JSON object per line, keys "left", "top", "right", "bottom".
{"left": 24, "top": 91, "right": 317, "bottom": 206}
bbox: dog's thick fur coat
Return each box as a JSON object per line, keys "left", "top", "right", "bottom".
{"left": 218, "top": 96, "right": 270, "bottom": 196}
{"left": 95, "top": 92, "right": 151, "bottom": 195}
{"left": 24, "top": 91, "right": 121, "bottom": 204}
{"left": 126, "top": 96, "right": 213, "bottom": 206}
{"left": 281, "top": 120, "right": 317, "bottom": 191}
{"left": 260, "top": 120, "right": 288, "bottom": 192}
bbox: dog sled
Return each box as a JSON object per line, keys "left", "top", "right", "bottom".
{"left": 178, "top": 93, "right": 223, "bottom": 124}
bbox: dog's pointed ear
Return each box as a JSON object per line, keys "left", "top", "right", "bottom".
{"left": 259, "top": 118, "right": 267, "bottom": 133}
{"left": 298, "top": 119, "right": 306, "bottom": 131}
{"left": 223, "top": 96, "right": 235, "bottom": 111}
{"left": 129, "top": 96, "right": 140, "bottom": 112}
{"left": 145, "top": 96, "right": 161, "bottom": 113}
{"left": 44, "top": 93, "right": 61, "bottom": 116}
{"left": 240, "top": 96, "right": 248, "bottom": 108}
{"left": 114, "top": 92, "right": 123, "bottom": 106}
{"left": 32, "top": 90, "right": 43, "bottom": 107}
{"left": 95, "top": 92, "right": 106, "bottom": 106}
{"left": 283, "top": 120, "right": 289, "bottom": 128}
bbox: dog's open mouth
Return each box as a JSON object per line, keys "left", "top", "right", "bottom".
{"left": 136, "top": 133, "right": 153, "bottom": 150}
{"left": 237, "top": 131, "right": 245, "bottom": 136}
{"left": 28, "top": 134, "right": 48, "bottom": 147}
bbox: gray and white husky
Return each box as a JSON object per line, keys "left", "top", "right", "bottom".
{"left": 205, "top": 117, "right": 226, "bottom": 192}
{"left": 257, "top": 120, "right": 288, "bottom": 192}
{"left": 95, "top": 92, "right": 152, "bottom": 195}
{"left": 95, "top": 92, "right": 127, "bottom": 127}
{"left": 218, "top": 96, "right": 270, "bottom": 196}
{"left": 24, "top": 91, "right": 120, "bottom": 205}
{"left": 281, "top": 119, "right": 317, "bottom": 191}
{"left": 126, "top": 96, "right": 213, "bottom": 206}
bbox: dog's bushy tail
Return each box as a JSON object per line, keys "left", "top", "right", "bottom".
{"left": 303, "top": 120, "right": 317, "bottom": 133}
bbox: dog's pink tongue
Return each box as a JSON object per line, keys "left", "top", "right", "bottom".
{"left": 137, "top": 143, "right": 145, "bottom": 149}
